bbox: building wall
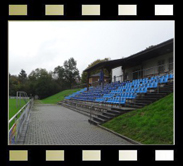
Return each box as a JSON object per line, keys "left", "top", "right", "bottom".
{"left": 89, "top": 77, "right": 99, "bottom": 84}
{"left": 112, "top": 66, "right": 123, "bottom": 82}
{"left": 89, "top": 77, "right": 108, "bottom": 84}
{"left": 125, "top": 52, "right": 173, "bottom": 80}
{"left": 111, "top": 52, "right": 173, "bottom": 82}
{"left": 142, "top": 52, "right": 173, "bottom": 76}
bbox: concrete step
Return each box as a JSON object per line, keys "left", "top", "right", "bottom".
{"left": 93, "top": 116, "right": 107, "bottom": 123}
{"left": 145, "top": 94, "right": 166, "bottom": 98}
{"left": 98, "top": 114, "right": 112, "bottom": 120}
{"left": 103, "top": 112, "right": 116, "bottom": 117}
{"left": 124, "top": 103, "right": 143, "bottom": 108}
{"left": 88, "top": 119, "right": 100, "bottom": 125}
{"left": 107, "top": 109, "right": 121, "bottom": 114}
{"left": 133, "top": 99, "right": 152, "bottom": 104}
{"left": 146, "top": 92, "right": 167, "bottom": 96}
{"left": 130, "top": 102, "right": 147, "bottom": 106}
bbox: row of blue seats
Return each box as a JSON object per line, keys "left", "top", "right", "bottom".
{"left": 65, "top": 88, "right": 88, "bottom": 99}
{"left": 72, "top": 96, "right": 96, "bottom": 101}
{"left": 95, "top": 97, "right": 126, "bottom": 104}
{"left": 103, "top": 93, "right": 115, "bottom": 98}
{"left": 112, "top": 87, "right": 149, "bottom": 94}
{"left": 115, "top": 92, "right": 137, "bottom": 99}
{"left": 105, "top": 97, "right": 126, "bottom": 105}
{"left": 67, "top": 73, "right": 173, "bottom": 103}
{"left": 132, "top": 74, "right": 173, "bottom": 84}
{"left": 95, "top": 92, "right": 137, "bottom": 103}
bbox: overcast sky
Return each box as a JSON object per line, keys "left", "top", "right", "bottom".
{"left": 9, "top": 21, "right": 174, "bottom": 76}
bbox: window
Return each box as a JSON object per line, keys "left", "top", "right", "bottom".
{"left": 158, "top": 60, "right": 165, "bottom": 74}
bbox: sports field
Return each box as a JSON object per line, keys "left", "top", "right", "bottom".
{"left": 9, "top": 98, "right": 28, "bottom": 129}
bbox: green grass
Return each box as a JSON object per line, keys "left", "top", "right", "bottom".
{"left": 9, "top": 98, "right": 28, "bottom": 129}
{"left": 41, "top": 88, "right": 81, "bottom": 104}
{"left": 102, "top": 93, "right": 173, "bottom": 144}
{"left": 9, "top": 99, "right": 28, "bottom": 119}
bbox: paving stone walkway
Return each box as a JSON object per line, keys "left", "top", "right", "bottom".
{"left": 24, "top": 104, "right": 132, "bottom": 145}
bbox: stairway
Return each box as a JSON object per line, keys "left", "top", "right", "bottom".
{"left": 88, "top": 81, "right": 173, "bottom": 125}
{"left": 88, "top": 107, "right": 134, "bottom": 125}
{"left": 125, "top": 81, "right": 173, "bottom": 108}
{"left": 60, "top": 81, "right": 173, "bottom": 126}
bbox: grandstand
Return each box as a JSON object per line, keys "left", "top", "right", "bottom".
{"left": 60, "top": 39, "right": 174, "bottom": 125}
{"left": 60, "top": 73, "right": 173, "bottom": 125}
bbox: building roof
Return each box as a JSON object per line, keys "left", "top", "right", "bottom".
{"left": 84, "top": 38, "right": 173, "bottom": 73}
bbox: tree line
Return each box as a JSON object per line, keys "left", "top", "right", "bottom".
{"left": 9, "top": 57, "right": 80, "bottom": 99}
{"left": 9, "top": 57, "right": 110, "bottom": 99}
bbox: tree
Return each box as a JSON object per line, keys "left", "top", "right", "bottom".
{"left": 9, "top": 58, "right": 80, "bottom": 99}
{"left": 18, "top": 69, "right": 27, "bottom": 84}
{"left": 53, "top": 66, "right": 67, "bottom": 90}
{"left": 27, "top": 68, "right": 60, "bottom": 99}
{"left": 9, "top": 74, "right": 20, "bottom": 96}
{"left": 63, "top": 58, "right": 80, "bottom": 89}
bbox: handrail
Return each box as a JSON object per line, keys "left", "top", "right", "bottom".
{"left": 9, "top": 100, "right": 31, "bottom": 124}
{"left": 9, "top": 99, "right": 34, "bottom": 144}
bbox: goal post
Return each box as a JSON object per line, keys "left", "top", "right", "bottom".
{"left": 16, "top": 91, "right": 29, "bottom": 108}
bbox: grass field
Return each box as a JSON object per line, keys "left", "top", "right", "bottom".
{"left": 102, "top": 93, "right": 173, "bottom": 144}
{"left": 9, "top": 98, "right": 29, "bottom": 129}
{"left": 41, "top": 88, "right": 81, "bottom": 104}
{"left": 9, "top": 98, "right": 28, "bottom": 119}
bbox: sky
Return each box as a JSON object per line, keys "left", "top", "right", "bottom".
{"left": 9, "top": 21, "right": 174, "bottom": 76}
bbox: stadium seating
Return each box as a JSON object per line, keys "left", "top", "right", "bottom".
{"left": 65, "top": 73, "right": 173, "bottom": 105}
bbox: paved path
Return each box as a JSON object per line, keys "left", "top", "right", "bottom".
{"left": 24, "top": 104, "right": 132, "bottom": 145}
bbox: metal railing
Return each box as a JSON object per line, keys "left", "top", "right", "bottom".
{"left": 9, "top": 98, "right": 34, "bottom": 144}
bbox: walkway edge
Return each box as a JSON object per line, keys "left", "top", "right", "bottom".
{"left": 98, "top": 125, "right": 142, "bottom": 145}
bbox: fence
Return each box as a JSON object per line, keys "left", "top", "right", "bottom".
{"left": 9, "top": 99, "right": 34, "bottom": 144}
{"left": 9, "top": 96, "right": 30, "bottom": 99}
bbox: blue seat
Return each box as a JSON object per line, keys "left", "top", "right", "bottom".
{"left": 136, "top": 88, "right": 141, "bottom": 93}
{"left": 152, "top": 82, "right": 158, "bottom": 88}
{"left": 140, "top": 87, "right": 147, "bottom": 93}
{"left": 160, "top": 77, "right": 168, "bottom": 84}
{"left": 169, "top": 73, "right": 174, "bottom": 79}
{"left": 120, "top": 98, "right": 126, "bottom": 104}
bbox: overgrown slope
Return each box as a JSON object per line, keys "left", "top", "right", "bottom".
{"left": 102, "top": 93, "right": 173, "bottom": 144}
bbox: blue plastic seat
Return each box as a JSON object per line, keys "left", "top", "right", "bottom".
{"left": 160, "top": 77, "right": 168, "bottom": 84}
{"left": 140, "top": 87, "right": 147, "bottom": 93}
{"left": 120, "top": 98, "right": 126, "bottom": 104}
{"left": 153, "top": 82, "right": 158, "bottom": 88}
{"left": 169, "top": 73, "right": 174, "bottom": 79}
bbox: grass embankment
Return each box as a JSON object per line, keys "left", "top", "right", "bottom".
{"left": 102, "top": 93, "right": 173, "bottom": 144}
{"left": 9, "top": 98, "right": 28, "bottom": 129}
{"left": 41, "top": 88, "right": 81, "bottom": 104}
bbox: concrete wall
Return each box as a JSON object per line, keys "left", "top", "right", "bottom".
{"left": 112, "top": 66, "right": 123, "bottom": 82}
